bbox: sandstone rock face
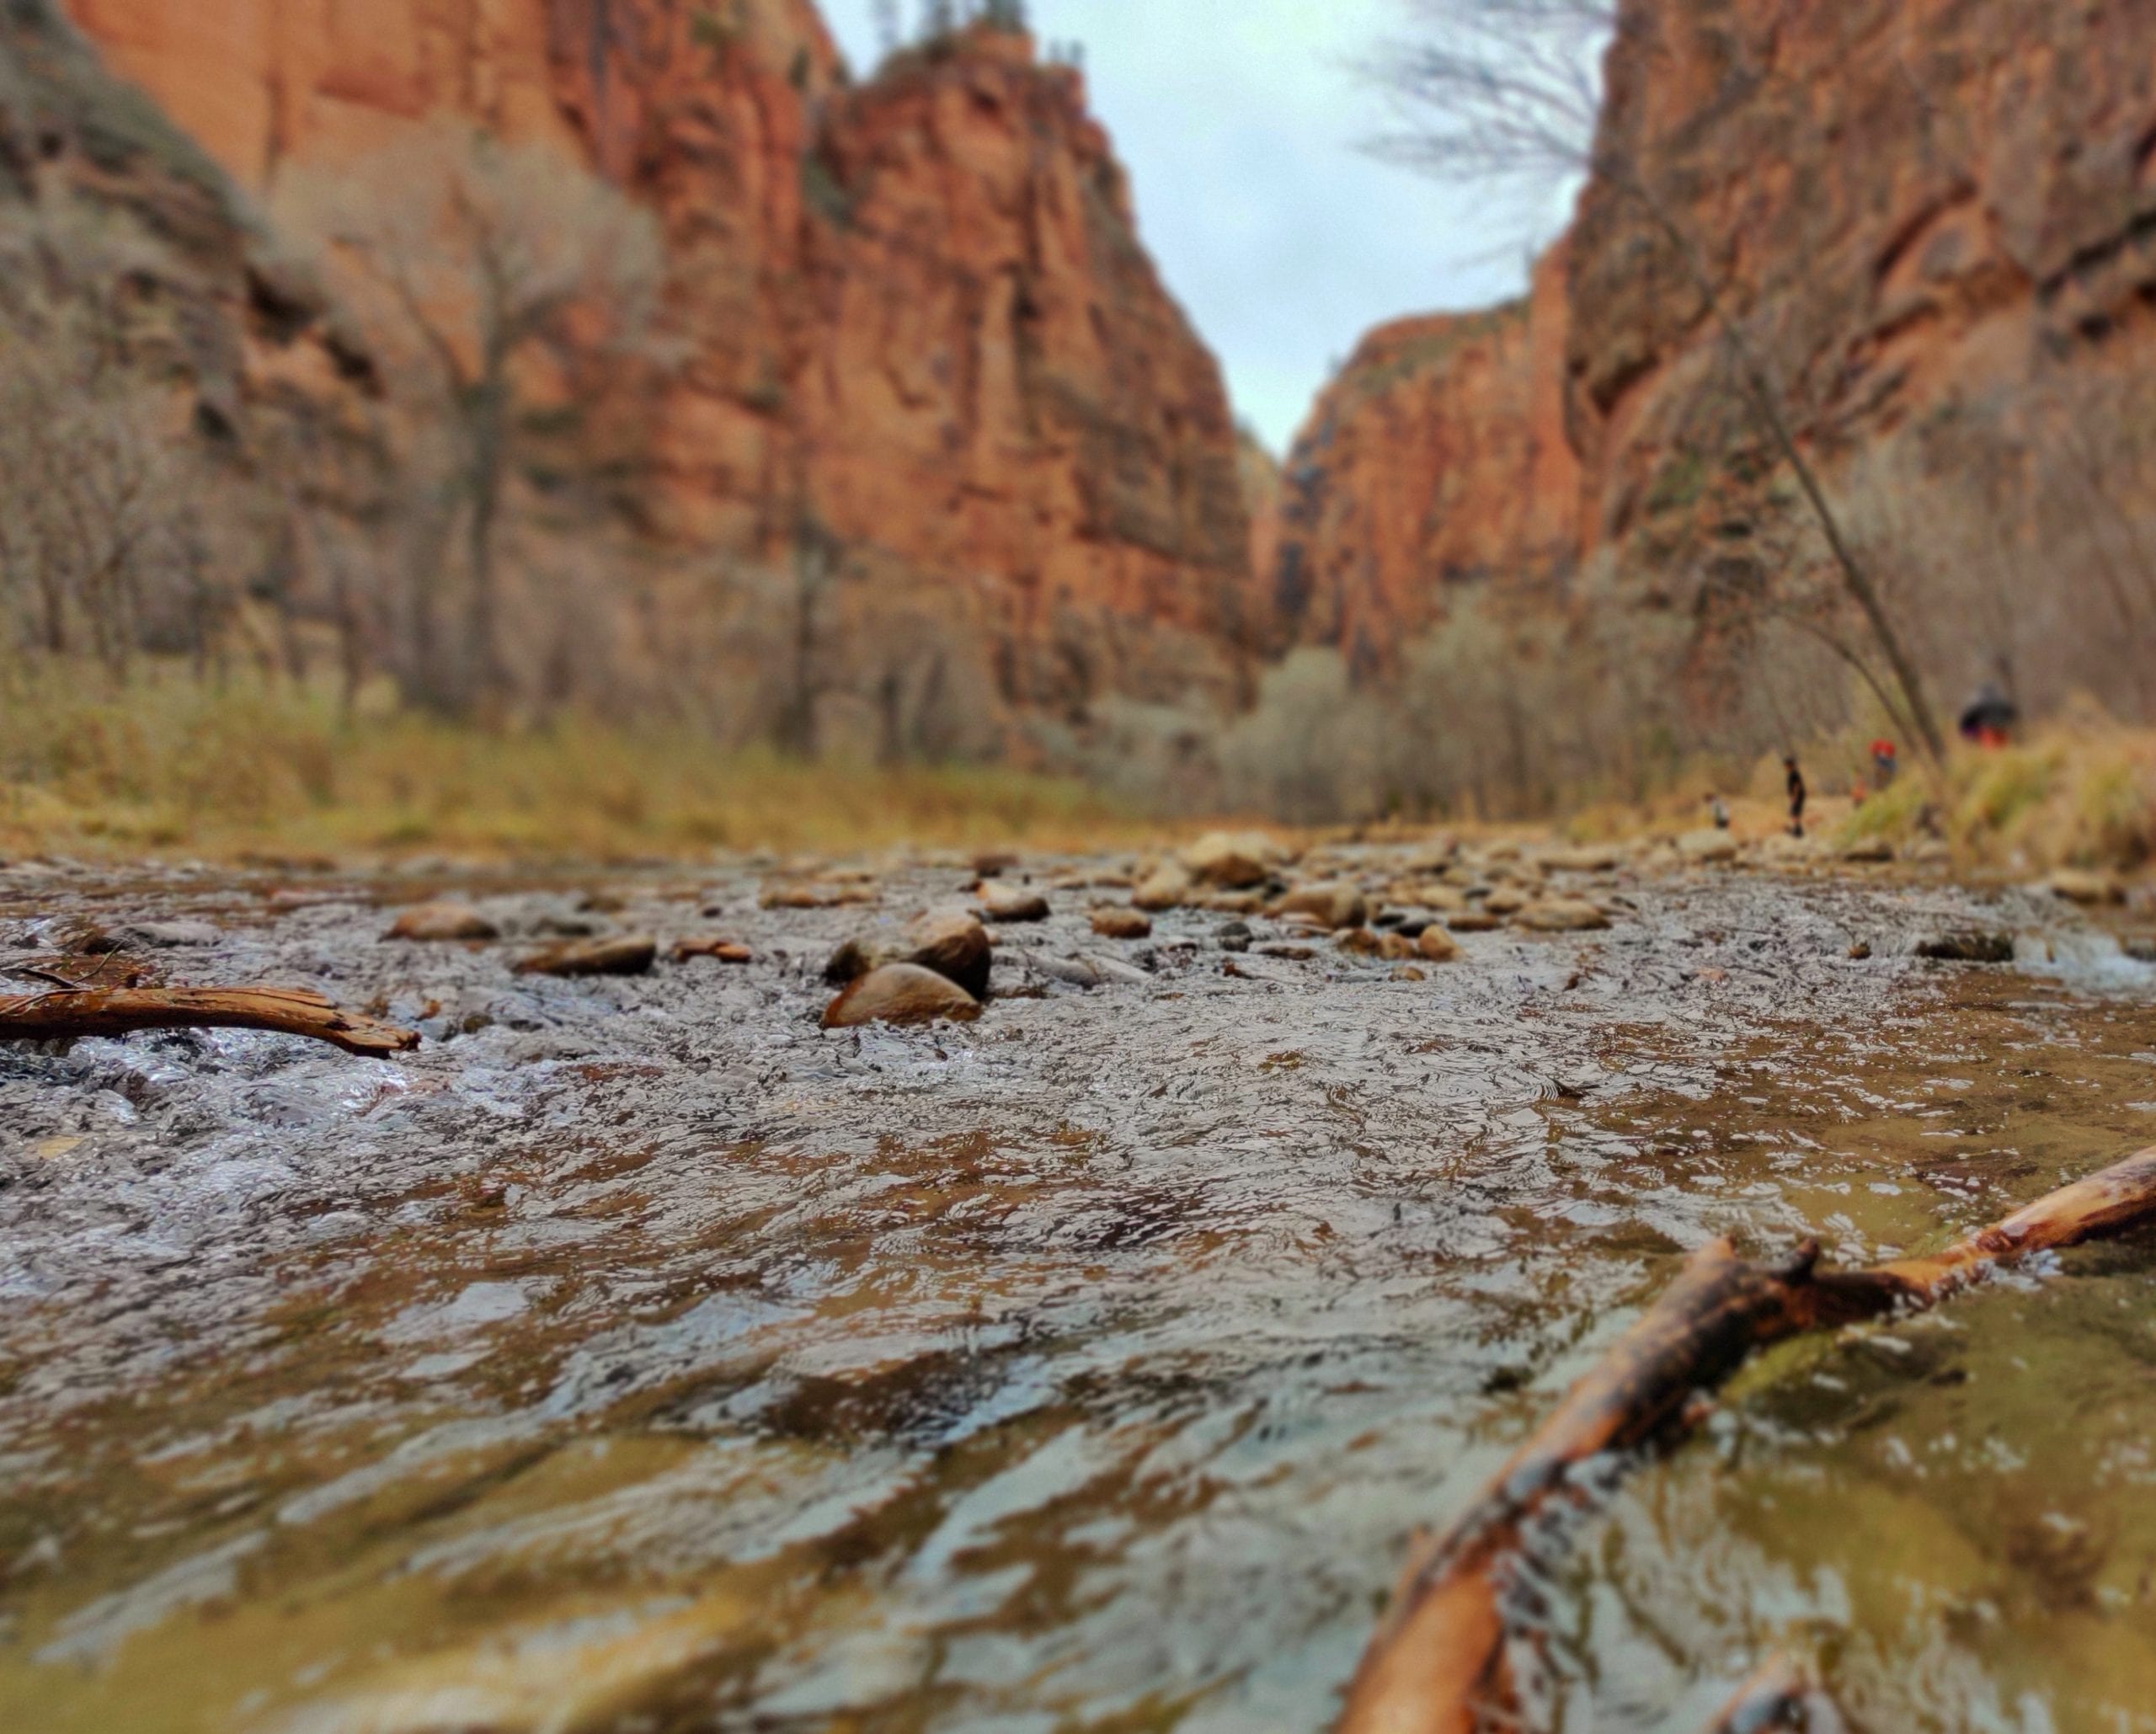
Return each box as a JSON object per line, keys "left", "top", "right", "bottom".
{"left": 60, "top": 3, "right": 1256, "bottom": 715}
{"left": 796, "top": 34, "right": 1254, "bottom": 710}
{"left": 1561, "top": 0, "right": 2156, "bottom": 576}
{"left": 1262, "top": 0, "right": 2156, "bottom": 687}
{"left": 2, "top": 2, "right": 373, "bottom": 536}
{"left": 1261, "top": 245, "right": 1582, "bottom": 664}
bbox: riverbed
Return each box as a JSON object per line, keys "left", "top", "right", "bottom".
{"left": 2, "top": 847, "right": 2153, "bottom": 1732}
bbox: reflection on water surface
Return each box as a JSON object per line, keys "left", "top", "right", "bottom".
{"left": 1, "top": 863, "right": 2153, "bottom": 1731}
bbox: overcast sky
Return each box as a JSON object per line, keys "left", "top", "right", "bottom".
{"left": 819, "top": 1, "right": 1543, "bottom": 452}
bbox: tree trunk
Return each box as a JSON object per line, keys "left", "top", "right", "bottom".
{"left": 465, "top": 362, "right": 511, "bottom": 715}
{"left": 779, "top": 519, "right": 832, "bottom": 759}
{"left": 1625, "top": 180, "right": 1949, "bottom": 766}
{"left": 1335, "top": 1144, "right": 2156, "bottom": 1734}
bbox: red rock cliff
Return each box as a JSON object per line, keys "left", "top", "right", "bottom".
{"left": 1262, "top": 0, "right": 2156, "bottom": 686}
{"left": 1569, "top": 0, "right": 2156, "bottom": 559}
{"left": 789, "top": 31, "right": 1254, "bottom": 709}
{"left": 1266, "top": 243, "right": 1581, "bottom": 668}
{"left": 61, "top": 1, "right": 1254, "bottom": 714}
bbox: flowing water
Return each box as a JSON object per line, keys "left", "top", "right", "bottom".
{"left": 2, "top": 851, "right": 2153, "bottom": 1732}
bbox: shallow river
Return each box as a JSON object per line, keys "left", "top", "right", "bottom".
{"left": 2, "top": 850, "right": 2153, "bottom": 1732}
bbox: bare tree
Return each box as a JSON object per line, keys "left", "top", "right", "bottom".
{"left": 0, "top": 195, "right": 209, "bottom": 674}
{"left": 279, "top": 127, "right": 665, "bottom": 716}
{"left": 1369, "top": 0, "right": 1949, "bottom": 763}
{"left": 776, "top": 510, "right": 842, "bottom": 759}
{"left": 0, "top": 307, "right": 189, "bottom": 673}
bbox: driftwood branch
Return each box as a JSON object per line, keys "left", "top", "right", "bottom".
{"left": 0, "top": 987, "right": 419, "bottom": 1058}
{"left": 1337, "top": 1145, "right": 2156, "bottom": 1734}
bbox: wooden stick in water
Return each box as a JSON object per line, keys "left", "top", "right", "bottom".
{"left": 1337, "top": 1146, "right": 2156, "bottom": 1734}
{"left": 0, "top": 986, "right": 420, "bottom": 1058}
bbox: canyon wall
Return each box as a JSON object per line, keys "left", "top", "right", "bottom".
{"left": 1262, "top": 0, "right": 2156, "bottom": 713}
{"left": 0, "top": 0, "right": 384, "bottom": 608}
{"left": 1571, "top": 0, "right": 2156, "bottom": 590}
{"left": 56, "top": 0, "right": 1255, "bottom": 718}
{"left": 1267, "top": 244, "right": 1580, "bottom": 669}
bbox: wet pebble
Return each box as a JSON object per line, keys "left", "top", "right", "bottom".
{"left": 1542, "top": 846, "right": 1622, "bottom": 872}
{"left": 825, "top": 912, "right": 991, "bottom": 999}
{"left": 762, "top": 883, "right": 861, "bottom": 911}
{"left": 514, "top": 936, "right": 659, "bottom": 979}
{"left": 1915, "top": 931, "right": 2015, "bottom": 964}
{"left": 1273, "top": 884, "right": 1367, "bottom": 930}
{"left": 386, "top": 904, "right": 499, "bottom": 944}
{"left": 1680, "top": 830, "right": 1742, "bottom": 864}
{"left": 1181, "top": 830, "right": 1284, "bottom": 890}
{"left": 675, "top": 939, "right": 753, "bottom": 965}
{"left": 1338, "top": 928, "right": 1417, "bottom": 962}
{"left": 1090, "top": 909, "right": 1153, "bottom": 941}
{"left": 975, "top": 881, "right": 1050, "bottom": 923}
{"left": 822, "top": 963, "right": 982, "bottom": 1029}
{"left": 1418, "top": 926, "right": 1461, "bottom": 963}
{"left": 1515, "top": 899, "right": 1611, "bottom": 933}
{"left": 2050, "top": 869, "right": 2124, "bottom": 906}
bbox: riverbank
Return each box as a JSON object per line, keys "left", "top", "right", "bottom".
{"left": 7, "top": 672, "right": 2155, "bottom": 894}
{"left": 0, "top": 672, "right": 1144, "bottom": 862}
{"left": 1562, "top": 715, "right": 2156, "bottom": 887}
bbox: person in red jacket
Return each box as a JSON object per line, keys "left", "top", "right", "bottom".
{"left": 1871, "top": 739, "right": 1898, "bottom": 789}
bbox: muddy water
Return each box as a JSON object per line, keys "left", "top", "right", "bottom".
{"left": 1, "top": 855, "right": 2153, "bottom": 1732}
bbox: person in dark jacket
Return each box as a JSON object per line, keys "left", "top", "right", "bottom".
{"left": 1960, "top": 684, "right": 2019, "bottom": 749}
{"left": 1785, "top": 756, "right": 1808, "bottom": 839}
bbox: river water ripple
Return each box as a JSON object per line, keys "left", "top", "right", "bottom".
{"left": 2, "top": 851, "right": 2153, "bottom": 1731}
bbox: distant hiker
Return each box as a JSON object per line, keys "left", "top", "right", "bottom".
{"left": 1785, "top": 756, "right": 1808, "bottom": 839}
{"left": 1705, "top": 792, "right": 1731, "bottom": 830}
{"left": 1871, "top": 739, "right": 1899, "bottom": 789}
{"left": 1959, "top": 684, "right": 2019, "bottom": 749}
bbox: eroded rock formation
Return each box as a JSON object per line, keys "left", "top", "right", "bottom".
{"left": 1261, "top": 0, "right": 2156, "bottom": 706}
{"left": 1267, "top": 245, "right": 1580, "bottom": 669}
{"left": 59, "top": 0, "right": 1255, "bottom": 718}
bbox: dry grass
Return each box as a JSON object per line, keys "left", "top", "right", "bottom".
{"left": 9, "top": 665, "right": 2155, "bottom": 882}
{"left": 0, "top": 668, "right": 1154, "bottom": 864}
{"left": 1806, "top": 718, "right": 2156, "bottom": 876}
{"left": 1558, "top": 712, "right": 2156, "bottom": 880}
{"left": 1918, "top": 723, "right": 2156, "bottom": 874}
